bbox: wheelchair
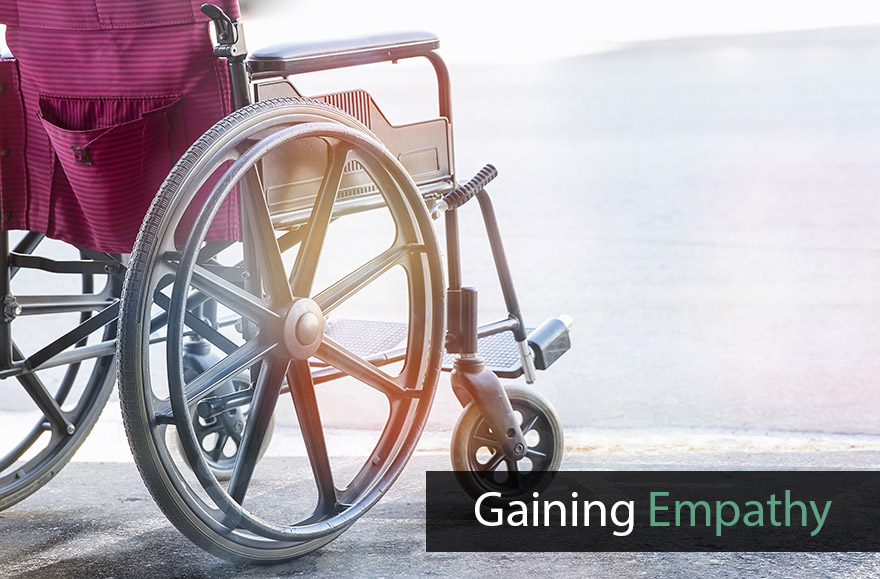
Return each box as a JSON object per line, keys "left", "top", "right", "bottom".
{"left": 0, "top": 2, "right": 572, "bottom": 563}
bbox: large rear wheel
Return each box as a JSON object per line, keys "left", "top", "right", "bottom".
{"left": 0, "top": 236, "right": 120, "bottom": 510}
{"left": 118, "top": 98, "right": 445, "bottom": 563}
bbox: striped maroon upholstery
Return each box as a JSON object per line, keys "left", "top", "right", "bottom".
{"left": 0, "top": 0, "right": 240, "bottom": 253}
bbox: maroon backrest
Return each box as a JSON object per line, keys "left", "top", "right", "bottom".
{"left": 0, "top": 0, "right": 240, "bottom": 252}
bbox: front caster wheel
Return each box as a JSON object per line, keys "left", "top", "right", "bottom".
{"left": 451, "top": 385, "right": 563, "bottom": 500}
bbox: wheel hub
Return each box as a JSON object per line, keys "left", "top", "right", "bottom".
{"left": 283, "top": 298, "right": 325, "bottom": 359}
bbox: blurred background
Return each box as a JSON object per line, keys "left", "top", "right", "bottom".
{"left": 234, "top": 1, "right": 880, "bottom": 442}
{"left": 239, "top": 0, "right": 880, "bottom": 63}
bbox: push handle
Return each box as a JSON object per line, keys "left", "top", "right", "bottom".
{"left": 201, "top": 4, "right": 234, "bottom": 42}
{"left": 431, "top": 164, "right": 498, "bottom": 219}
{"left": 201, "top": 3, "right": 246, "bottom": 60}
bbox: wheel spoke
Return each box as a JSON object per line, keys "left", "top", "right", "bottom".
{"left": 190, "top": 264, "right": 279, "bottom": 324}
{"left": 154, "top": 340, "right": 276, "bottom": 422}
{"left": 197, "top": 241, "right": 235, "bottom": 264}
{"left": 473, "top": 434, "right": 498, "bottom": 447}
{"left": 199, "top": 419, "right": 225, "bottom": 436}
{"left": 289, "top": 142, "right": 351, "bottom": 297}
{"left": 287, "top": 359, "right": 337, "bottom": 514}
{"left": 313, "top": 244, "right": 422, "bottom": 314}
{"left": 241, "top": 169, "right": 293, "bottom": 304}
{"left": 153, "top": 288, "right": 239, "bottom": 354}
{"left": 227, "top": 357, "right": 287, "bottom": 505}
{"left": 520, "top": 413, "right": 539, "bottom": 435}
{"left": 482, "top": 451, "right": 505, "bottom": 473}
{"left": 277, "top": 229, "right": 306, "bottom": 253}
{"left": 15, "top": 369, "right": 73, "bottom": 434}
{"left": 526, "top": 448, "right": 548, "bottom": 459}
{"left": 314, "top": 337, "right": 413, "bottom": 400}
{"left": 149, "top": 286, "right": 228, "bottom": 341}
{"left": 206, "top": 434, "right": 228, "bottom": 461}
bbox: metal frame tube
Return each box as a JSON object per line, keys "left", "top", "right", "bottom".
{"left": 445, "top": 210, "right": 462, "bottom": 291}
{"left": 0, "top": 231, "right": 11, "bottom": 368}
{"left": 476, "top": 189, "right": 527, "bottom": 342}
{"left": 424, "top": 52, "right": 453, "bottom": 122}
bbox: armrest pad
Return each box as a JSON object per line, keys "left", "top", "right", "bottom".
{"left": 248, "top": 31, "right": 439, "bottom": 77}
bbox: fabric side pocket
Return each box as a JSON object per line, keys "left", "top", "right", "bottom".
{"left": 38, "top": 94, "right": 180, "bottom": 244}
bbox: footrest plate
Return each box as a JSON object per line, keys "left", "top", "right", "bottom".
{"left": 323, "top": 319, "right": 408, "bottom": 358}
{"left": 442, "top": 331, "right": 524, "bottom": 378}
{"left": 322, "top": 318, "right": 525, "bottom": 378}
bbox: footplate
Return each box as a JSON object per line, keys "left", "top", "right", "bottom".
{"left": 441, "top": 331, "right": 525, "bottom": 378}
{"left": 323, "top": 317, "right": 571, "bottom": 378}
{"left": 322, "top": 319, "right": 409, "bottom": 358}
{"left": 322, "top": 318, "right": 527, "bottom": 378}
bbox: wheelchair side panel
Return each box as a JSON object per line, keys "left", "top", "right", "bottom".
{"left": 255, "top": 80, "right": 454, "bottom": 228}
{"left": 0, "top": 57, "right": 27, "bottom": 230}
{"left": 0, "top": 0, "right": 241, "bottom": 253}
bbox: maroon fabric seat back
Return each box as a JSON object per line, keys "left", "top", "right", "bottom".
{"left": 0, "top": 0, "right": 240, "bottom": 253}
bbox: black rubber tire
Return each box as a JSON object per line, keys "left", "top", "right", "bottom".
{"left": 451, "top": 385, "right": 564, "bottom": 501}
{"left": 118, "top": 98, "right": 444, "bottom": 563}
{"left": 0, "top": 241, "right": 120, "bottom": 511}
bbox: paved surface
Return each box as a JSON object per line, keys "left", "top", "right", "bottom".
{"left": 2, "top": 451, "right": 880, "bottom": 579}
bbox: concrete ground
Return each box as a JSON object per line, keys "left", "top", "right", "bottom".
{"left": 2, "top": 449, "right": 880, "bottom": 579}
